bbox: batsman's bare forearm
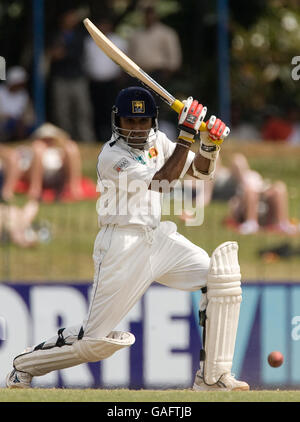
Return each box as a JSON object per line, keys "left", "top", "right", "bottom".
{"left": 150, "top": 144, "right": 190, "bottom": 186}
{"left": 186, "top": 152, "right": 211, "bottom": 177}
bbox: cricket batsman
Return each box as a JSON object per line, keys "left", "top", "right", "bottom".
{"left": 6, "top": 86, "right": 249, "bottom": 391}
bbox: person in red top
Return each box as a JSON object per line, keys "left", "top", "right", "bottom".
{"left": 261, "top": 106, "right": 299, "bottom": 142}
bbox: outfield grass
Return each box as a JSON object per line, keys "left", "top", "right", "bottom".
{"left": 1, "top": 388, "right": 300, "bottom": 402}
{"left": 1, "top": 141, "right": 300, "bottom": 282}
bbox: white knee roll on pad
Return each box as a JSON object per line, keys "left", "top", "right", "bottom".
{"left": 204, "top": 241, "right": 242, "bottom": 384}
{"left": 207, "top": 241, "right": 242, "bottom": 297}
{"left": 73, "top": 331, "right": 135, "bottom": 362}
{"left": 14, "top": 330, "right": 135, "bottom": 377}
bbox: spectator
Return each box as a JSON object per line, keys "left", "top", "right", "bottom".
{"left": 229, "top": 105, "right": 261, "bottom": 142}
{"left": 84, "top": 16, "right": 128, "bottom": 141}
{"left": 128, "top": 5, "right": 182, "bottom": 86}
{"left": 47, "top": 8, "right": 95, "bottom": 143}
{"left": 0, "top": 200, "right": 39, "bottom": 247}
{"left": 0, "top": 144, "right": 21, "bottom": 201}
{"left": 261, "top": 106, "right": 300, "bottom": 143}
{"left": 180, "top": 153, "right": 298, "bottom": 235}
{"left": 0, "top": 66, "right": 35, "bottom": 142}
{"left": 224, "top": 154, "right": 297, "bottom": 235}
{"left": 16, "top": 123, "right": 83, "bottom": 201}
{"left": 128, "top": 5, "right": 182, "bottom": 137}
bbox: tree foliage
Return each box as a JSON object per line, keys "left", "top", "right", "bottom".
{"left": 230, "top": 0, "right": 300, "bottom": 123}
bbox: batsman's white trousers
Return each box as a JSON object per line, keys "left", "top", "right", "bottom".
{"left": 82, "top": 221, "right": 210, "bottom": 339}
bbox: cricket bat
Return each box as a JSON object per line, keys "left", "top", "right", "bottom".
{"left": 83, "top": 18, "right": 207, "bottom": 131}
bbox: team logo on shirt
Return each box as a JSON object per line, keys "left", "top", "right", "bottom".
{"left": 132, "top": 101, "right": 145, "bottom": 113}
{"left": 113, "top": 157, "right": 130, "bottom": 172}
{"left": 148, "top": 147, "right": 158, "bottom": 159}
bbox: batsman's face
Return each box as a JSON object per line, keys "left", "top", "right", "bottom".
{"left": 119, "top": 117, "right": 152, "bottom": 149}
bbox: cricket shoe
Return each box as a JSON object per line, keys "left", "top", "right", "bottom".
{"left": 193, "top": 370, "right": 250, "bottom": 391}
{"left": 6, "top": 368, "right": 32, "bottom": 389}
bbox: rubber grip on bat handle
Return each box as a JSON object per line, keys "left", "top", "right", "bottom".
{"left": 171, "top": 99, "right": 207, "bottom": 132}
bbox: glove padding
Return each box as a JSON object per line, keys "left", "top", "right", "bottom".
{"left": 178, "top": 97, "right": 207, "bottom": 143}
{"left": 200, "top": 115, "right": 230, "bottom": 160}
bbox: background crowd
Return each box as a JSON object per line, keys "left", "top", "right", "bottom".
{"left": 0, "top": 0, "right": 300, "bottom": 252}
{"left": 1, "top": 0, "right": 299, "bottom": 145}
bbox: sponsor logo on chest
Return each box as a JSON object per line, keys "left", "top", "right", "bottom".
{"left": 113, "top": 157, "right": 130, "bottom": 172}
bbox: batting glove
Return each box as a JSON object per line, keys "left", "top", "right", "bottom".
{"left": 178, "top": 97, "right": 207, "bottom": 144}
{"left": 200, "top": 115, "right": 230, "bottom": 160}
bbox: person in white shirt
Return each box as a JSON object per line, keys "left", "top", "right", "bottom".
{"left": 127, "top": 6, "right": 182, "bottom": 137}
{"left": 128, "top": 6, "right": 182, "bottom": 85}
{"left": 84, "top": 17, "right": 128, "bottom": 141}
{"left": 0, "top": 66, "right": 35, "bottom": 142}
{"left": 6, "top": 86, "right": 249, "bottom": 391}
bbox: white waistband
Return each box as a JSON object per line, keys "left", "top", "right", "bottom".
{"left": 101, "top": 224, "right": 157, "bottom": 232}
{"left": 100, "top": 224, "right": 156, "bottom": 244}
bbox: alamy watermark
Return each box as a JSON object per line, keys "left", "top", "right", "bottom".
{"left": 0, "top": 56, "right": 6, "bottom": 80}
{"left": 291, "top": 56, "right": 300, "bottom": 81}
{"left": 291, "top": 315, "right": 300, "bottom": 341}
{"left": 96, "top": 176, "right": 205, "bottom": 227}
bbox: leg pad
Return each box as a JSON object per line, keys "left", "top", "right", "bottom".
{"left": 14, "top": 330, "right": 135, "bottom": 377}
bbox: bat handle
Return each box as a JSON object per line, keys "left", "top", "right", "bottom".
{"left": 171, "top": 99, "right": 207, "bottom": 132}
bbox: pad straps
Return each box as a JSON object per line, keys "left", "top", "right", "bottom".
{"left": 199, "top": 287, "right": 207, "bottom": 366}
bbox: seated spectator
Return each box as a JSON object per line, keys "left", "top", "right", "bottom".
{"left": 180, "top": 153, "right": 297, "bottom": 235}
{"left": 0, "top": 144, "right": 21, "bottom": 201}
{"left": 16, "top": 123, "right": 83, "bottom": 201}
{"left": 0, "top": 66, "right": 35, "bottom": 142}
{"left": 0, "top": 200, "right": 40, "bottom": 247}
{"left": 261, "top": 105, "right": 300, "bottom": 143}
{"left": 224, "top": 154, "right": 297, "bottom": 235}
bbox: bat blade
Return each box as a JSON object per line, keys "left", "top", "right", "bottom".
{"left": 83, "top": 18, "right": 206, "bottom": 130}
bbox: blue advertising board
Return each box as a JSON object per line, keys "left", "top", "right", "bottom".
{"left": 0, "top": 282, "right": 299, "bottom": 389}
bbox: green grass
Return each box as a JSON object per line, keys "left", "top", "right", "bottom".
{"left": 1, "top": 141, "right": 300, "bottom": 282}
{"left": 1, "top": 388, "right": 300, "bottom": 402}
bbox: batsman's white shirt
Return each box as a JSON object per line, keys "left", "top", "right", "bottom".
{"left": 82, "top": 130, "right": 210, "bottom": 339}
{"left": 96, "top": 130, "right": 194, "bottom": 228}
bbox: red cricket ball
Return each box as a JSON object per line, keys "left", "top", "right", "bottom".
{"left": 268, "top": 351, "right": 284, "bottom": 368}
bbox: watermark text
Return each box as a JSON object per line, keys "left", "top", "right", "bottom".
{"left": 291, "top": 315, "right": 300, "bottom": 340}
{"left": 96, "top": 176, "right": 205, "bottom": 227}
{"left": 291, "top": 56, "right": 300, "bottom": 81}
